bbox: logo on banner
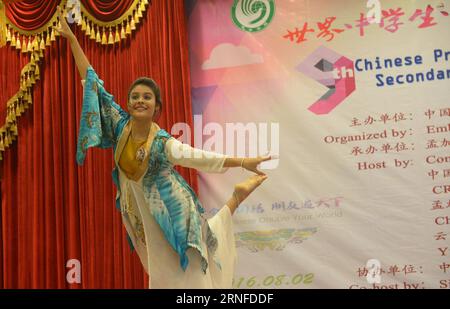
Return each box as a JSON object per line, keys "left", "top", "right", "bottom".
{"left": 231, "top": 0, "right": 275, "bottom": 32}
{"left": 297, "top": 46, "right": 356, "bottom": 115}
{"left": 235, "top": 227, "right": 317, "bottom": 252}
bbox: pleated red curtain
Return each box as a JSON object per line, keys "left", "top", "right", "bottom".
{"left": 80, "top": 0, "right": 135, "bottom": 21}
{"left": 0, "top": 0, "right": 197, "bottom": 288}
{"left": 5, "top": 0, "right": 59, "bottom": 30}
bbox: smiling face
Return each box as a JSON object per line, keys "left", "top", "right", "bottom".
{"left": 128, "top": 84, "right": 159, "bottom": 121}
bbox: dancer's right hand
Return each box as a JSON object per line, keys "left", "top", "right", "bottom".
{"left": 242, "top": 156, "right": 272, "bottom": 176}
{"left": 53, "top": 6, "right": 74, "bottom": 40}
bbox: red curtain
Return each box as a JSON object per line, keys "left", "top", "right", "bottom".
{"left": 5, "top": 0, "right": 59, "bottom": 30}
{"left": 80, "top": 0, "right": 135, "bottom": 22}
{"left": 0, "top": 0, "right": 197, "bottom": 288}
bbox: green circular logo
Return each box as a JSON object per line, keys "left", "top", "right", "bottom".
{"left": 231, "top": 0, "right": 275, "bottom": 33}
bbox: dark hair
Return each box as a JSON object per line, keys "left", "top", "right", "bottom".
{"left": 127, "top": 77, "right": 162, "bottom": 109}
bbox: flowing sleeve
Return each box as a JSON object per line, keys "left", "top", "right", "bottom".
{"left": 76, "top": 66, "right": 129, "bottom": 165}
{"left": 165, "top": 137, "right": 229, "bottom": 173}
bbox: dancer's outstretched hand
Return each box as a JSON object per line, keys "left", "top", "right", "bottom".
{"left": 53, "top": 6, "right": 74, "bottom": 40}
{"left": 242, "top": 156, "right": 272, "bottom": 175}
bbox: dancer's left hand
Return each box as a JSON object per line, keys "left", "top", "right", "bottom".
{"left": 242, "top": 156, "right": 272, "bottom": 175}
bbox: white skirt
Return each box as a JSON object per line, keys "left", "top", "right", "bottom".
{"left": 120, "top": 176, "right": 237, "bottom": 289}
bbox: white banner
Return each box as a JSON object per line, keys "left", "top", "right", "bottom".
{"left": 186, "top": 0, "right": 450, "bottom": 289}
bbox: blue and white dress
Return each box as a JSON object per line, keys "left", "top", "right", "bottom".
{"left": 77, "top": 67, "right": 237, "bottom": 288}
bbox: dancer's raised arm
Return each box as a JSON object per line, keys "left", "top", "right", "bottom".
{"left": 53, "top": 6, "right": 90, "bottom": 79}
{"left": 53, "top": 5, "right": 127, "bottom": 164}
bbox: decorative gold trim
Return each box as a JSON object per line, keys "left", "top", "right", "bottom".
{"left": 0, "top": 50, "right": 42, "bottom": 160}
{"left": 80, "top": 0, "right": 149, "bottom": 44}
{"left": 80, "top": 0, "right": 141, "bottom": 28}
{"left": 0, "top": 0, "right": 7, "bottom": 47}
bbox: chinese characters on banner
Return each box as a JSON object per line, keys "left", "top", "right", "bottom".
{"left": 284, "top": 5, "right": 449, "bottom": 45}
{"left": 426, "top": 107, "right": 450, "bottom": 288}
